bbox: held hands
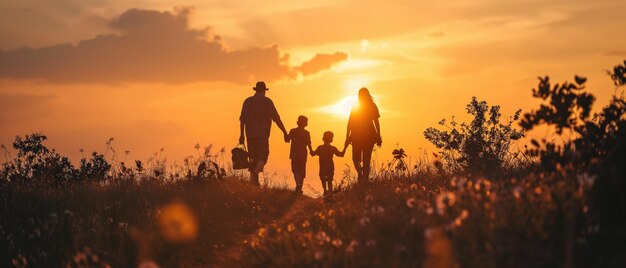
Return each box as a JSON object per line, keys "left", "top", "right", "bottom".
{"left": 283, "top": 132, "right": 290, "bottom": 143}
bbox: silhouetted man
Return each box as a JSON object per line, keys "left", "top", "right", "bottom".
{"left": 239, "top": 81, "right": 288, "bottom": 185}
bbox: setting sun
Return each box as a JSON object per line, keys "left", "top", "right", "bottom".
{"left": 321, "top": 95, "right": 358, "bottom": 118}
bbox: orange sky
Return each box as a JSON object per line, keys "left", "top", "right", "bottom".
{"left": 1, "top": 0, "right": 625, "bottom": 194}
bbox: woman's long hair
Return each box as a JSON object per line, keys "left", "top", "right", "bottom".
{"left": 358, "top": 87, "right": 375, "bottom": 109}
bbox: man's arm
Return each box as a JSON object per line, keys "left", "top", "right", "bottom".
{"left": 269, "top": 100, "right": 289, "bottom": 139}
{"left": 276, "top": 119, "right": 288, "bottom": 136}
{"left": 307, "top": 133, "right": 314, "bottom": 154}
{"left": 239, "top": 102, "right": 247, "bottom": 145}
{"left": 285, "top": 129, "right": 292, "bottom": 143}
{"left": 239, "top": 121, "right": 245, "bottom": 144}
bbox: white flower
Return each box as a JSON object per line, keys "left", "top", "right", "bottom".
{"left": 577, "top": 172, "right": 597, "bottom": 187}
{"left": 359, "top": 216, "right": 370, "bottom": 226}
{"left": 435, "top": 192, "right": 456, "bottom": 215}
{"left": 406, "top": 197, "right": 416, "bottom": 208}
{"left": 314, "top": 251, "right": 324, "bottom": 260}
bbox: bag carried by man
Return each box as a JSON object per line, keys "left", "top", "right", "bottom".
{"left": 231, "top": 145, "right": 249, "bottom": 170}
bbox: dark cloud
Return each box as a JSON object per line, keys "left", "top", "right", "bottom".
{"left": 295, "top": 52, "right": 348, "bottom": 76}
{"left": 0, "top": 8, "right": 347, "bottom": 85}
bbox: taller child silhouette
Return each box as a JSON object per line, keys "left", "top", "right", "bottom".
{"left": 239, "top": 81, "right": 288, "bottom": 185}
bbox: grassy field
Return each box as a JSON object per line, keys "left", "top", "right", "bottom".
{"left": 2, "top": 62, "right": 625, "bottom": 267}
{"left": 1, "top": 168, "right": 623, "bottom": 267}
{"left": 0, "top": 177, "right": 305, "bottom": 267}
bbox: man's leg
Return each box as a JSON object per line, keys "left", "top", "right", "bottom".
{"left": 255, "top": 138, "right": 270, "bottom": 174}
{"left": 250, "top": 172, "right": 260, "bottom": 186}
{"left": 247, "top": 138, "right": 261, "bottom": 186}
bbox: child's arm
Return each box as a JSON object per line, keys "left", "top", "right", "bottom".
{"left": 336, "top": 146, "right": 346, "bottom": 157}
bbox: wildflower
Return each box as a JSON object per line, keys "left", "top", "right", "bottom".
{"left": 436, "top": 192, "right": 456, "bottom": 215}
{"left": 395, "top": 187, "right": 401, "bottom": 193}
{"left": 332, "top": 238, "right": 343, "bottom": 247}
{"left": 64, "top": 209, "right": 74, "bottom": 217}
{"left": 372, "top": 205, "right": 385, "bottom": 214}
{"left": 257, "top": 228, "right": 267, "bottom": 237}
{"left": 314, "top": 251, "right": 324, "bottom": 260}
{"left": 424, "top": 227, "right": 437, "bottom": 240}
{"left": 512, "top": 186, "right": 522, "bottom": 199}
{"left": 410, "top": 183, "right": 418, "bottom": 190}
{"left": 346, "top": 240, "right": 359, "bottom": 253}
{"left": 406, "top": 197, "right": 416, "bottom": 208}
{"left": 138, "top": 260, "right": 160, "bottom": 268}
{"left": 426, "top": 207, "right": 434, "bottom": 215}
{"left": 328, "top": 209, "right": 335, "bottom": 217}
{"left": 460, "top": 209, "right": 469, "bottom": 220}
{"left": 316, "top": 231, "right": 330, "bottom": 244}
{"left": 302, "top": 220, "right": 310, "bottom": 228}
{"left": 359, "top": 216, "right": 370, "bottom": 226}
{"left": 577, "top": 172, "right": 597, "bottom": 187}
{"left": 365, "top": 194, "right": 374, "bottom": 202}
{"left": 534, "top": 186, "right": 542, "bottom": 195}
{"left": 287, "top": 223, "right": 295, "bottom": 232}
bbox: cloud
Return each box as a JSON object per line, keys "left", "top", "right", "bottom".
{"left": 0, "top": 8, "right": 347, "bottom": 85}
{"left": 295, "top": 52, "right": 348, "bottom": 76}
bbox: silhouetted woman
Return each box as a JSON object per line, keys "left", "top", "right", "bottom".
{"left": 345, "top": 87, "right": 382, "bottom": 182}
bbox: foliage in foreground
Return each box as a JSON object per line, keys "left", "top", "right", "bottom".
{"left": 0, "top": 178, "right": 299, "bottom": 267}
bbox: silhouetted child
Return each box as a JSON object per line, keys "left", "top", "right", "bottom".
{"left": 286, "top": 115, "right": 313, "bottom": 193}
{"left": 311, "top": 131, "right": 347, "bottom": 197}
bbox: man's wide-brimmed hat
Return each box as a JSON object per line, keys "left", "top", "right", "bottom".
{"left": 253, "top": 81, "right": 269, "bottom": 91}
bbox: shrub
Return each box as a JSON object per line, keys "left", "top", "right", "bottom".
{"left": 424, "top": 97, "right": 525, "bottom": 178}
{"left": 520, "top": 60, "right": 626, "bottom": 266}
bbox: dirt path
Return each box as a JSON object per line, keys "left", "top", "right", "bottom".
{"left": 210, "top": 194, "right": 322, "bottom": 267}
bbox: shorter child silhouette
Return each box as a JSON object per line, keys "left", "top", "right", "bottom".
{"left": 311, "top": 131, "right": 347, "bottom": 197}
{"left": 286, "top": 116, "right": 313, "bottom": 193}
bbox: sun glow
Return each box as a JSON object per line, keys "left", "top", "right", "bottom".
{"left": 321, "top": 95, "right": 358, "bottom": 118}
